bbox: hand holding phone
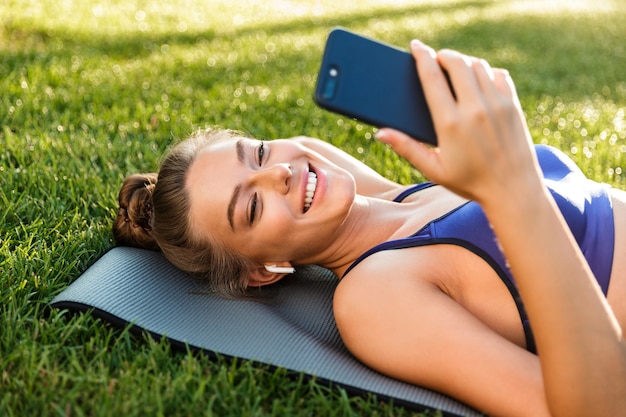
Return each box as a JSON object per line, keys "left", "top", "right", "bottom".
{"left": 374, "top": 39, "right": 536, "bottom": 207}
{"left": 314, "top": 28, "right": 441, "bottom": 146}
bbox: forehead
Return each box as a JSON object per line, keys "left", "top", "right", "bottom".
{"left": 187, "top": 139, "right": 236, "bottom": 188}
{"left": 186, "top": 140, "right": 239, "bottom": 240}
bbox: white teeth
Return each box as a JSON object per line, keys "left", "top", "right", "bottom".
{"left": 304, "top": 170, "right": 318, "bottom": 212}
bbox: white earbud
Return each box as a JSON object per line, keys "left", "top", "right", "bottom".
{"left": 264, "top": 265, "right": 295, "bottom": 274}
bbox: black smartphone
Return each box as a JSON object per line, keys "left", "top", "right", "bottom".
{"left": 314, "top": 28, "right": 438, "bottom": 146}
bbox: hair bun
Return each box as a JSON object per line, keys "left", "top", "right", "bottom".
{"left": 113, "top": 173, "right": 160, "bottom": 251}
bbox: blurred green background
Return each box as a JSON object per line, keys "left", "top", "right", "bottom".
{"left": 1, "top": 0, "right": 625, "bottom": 415}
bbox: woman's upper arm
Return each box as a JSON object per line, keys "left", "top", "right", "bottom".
{"left": 334, "top": 266, "right": 550, "bottom": 417}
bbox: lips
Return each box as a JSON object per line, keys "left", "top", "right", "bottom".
{"left": 303, "top": 165, "right": 318, "bottom": 213}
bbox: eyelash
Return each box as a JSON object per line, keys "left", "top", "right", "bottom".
{"left": 249, "top": 193, "right": 257, "bottom": 225}
{"left": 257, "top": 141, "right": 265, "bottom": 166}
{"left": 250, "top": 142, "right": 265, "bottom": 224}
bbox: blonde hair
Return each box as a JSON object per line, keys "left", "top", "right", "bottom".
{"left": 113, "top": 129, "right": 256, "bottom": 298}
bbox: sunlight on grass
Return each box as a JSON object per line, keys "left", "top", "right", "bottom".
{"left": 1, "top": 0, "right": 624, "bottom": 203}
{"left": 501, "top": 0, "right": 621, "bottom": 13}
{"left": 528, "top": 94, "right": 626, "bottom": 182}
{"left": 1, "top": 1, "right": 625, "bottom": 415}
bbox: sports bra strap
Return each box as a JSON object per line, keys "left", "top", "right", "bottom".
{"left": 393, "top": 182, "right": 436, "bottom": 202}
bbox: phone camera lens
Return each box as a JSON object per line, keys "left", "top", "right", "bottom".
{"left": 323, "top": 66, "right": 339, "bottom": 100}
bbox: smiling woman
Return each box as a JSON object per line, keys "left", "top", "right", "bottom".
{"left": 112, "top": 40, "right": 626, "bottom": 417}
{"left": 184, "top": 135, "right": 357, "bottom": 270}
{"left": 115, "top": 127, "right": 359, "bottom": 295}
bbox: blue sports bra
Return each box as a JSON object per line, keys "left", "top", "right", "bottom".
{"left": 343, "top": 145, "right": 615, "bottom": 353}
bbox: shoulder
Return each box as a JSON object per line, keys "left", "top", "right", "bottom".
{"left": 333, "top": 248, "right": 442, "bottom": 367}
{"left": 334, "top": 245, "right": 450, "bottom": 327}
{"left": 333, "top": 247, "right": 550, "bottom": 416}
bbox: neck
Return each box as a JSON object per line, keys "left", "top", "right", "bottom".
{"left": 301, "top": 195, "right": 413, "bottom": 278}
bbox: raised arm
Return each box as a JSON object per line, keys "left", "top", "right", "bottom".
{"left": 288, "top": 136, "right": 403, "bottom": 199}
{"left": 375, "top": 40, "right": 626, "bottom": 417}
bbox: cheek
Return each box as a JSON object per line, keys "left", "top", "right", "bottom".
{"left": 247, "top": 224, "right": 294, "bottom": 260}
{"left": 261, "top": 208, "right": 294, "bottom": 235}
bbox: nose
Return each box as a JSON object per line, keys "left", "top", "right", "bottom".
{"left": 250, "top": 163, "right": 291, "bottom": 193}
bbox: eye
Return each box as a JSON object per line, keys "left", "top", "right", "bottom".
{"left": 257, "top": 141, "right": 265, "bottom": 166}
{"left": 248, "top": 192, "right": 258, "bottom": 225}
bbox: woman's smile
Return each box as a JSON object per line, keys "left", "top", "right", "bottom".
{"left": 303, "top": 165, "right": 318, "bottom": 213}
{"left": 303, "top": 163, "right": 328, "bottom": 213}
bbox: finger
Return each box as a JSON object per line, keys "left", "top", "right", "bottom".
{"left": 435, "top": 49, "right": 482, "bottom": 104}
{"left": 409, "top": 40, "right": 456, "bottom": 113}
{"left": 493, "top": 68, "right": 520, "bottom": 105}
{"left": 375, "top": 128, "right": 441, "bottom": 179}
{"left": 471, "top": 57, "right": 499, "bottom": 97}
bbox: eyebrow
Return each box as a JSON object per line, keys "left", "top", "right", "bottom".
{"left": 227, "top": 139, "right": 246, "bottom": 231}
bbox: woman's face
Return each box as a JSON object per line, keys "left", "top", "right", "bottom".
{"left": 186, "top": 137, "right": 356, "bottom": 266}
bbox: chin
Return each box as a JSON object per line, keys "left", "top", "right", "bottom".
{"left": 335, "top": 182, "right": 357, "bottom": 215}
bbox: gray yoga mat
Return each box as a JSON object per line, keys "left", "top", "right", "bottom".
{"left": 50, "top": 246, "right": 481, "bottom": 417}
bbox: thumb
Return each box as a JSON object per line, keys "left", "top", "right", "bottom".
{"left": 375, "top": 128, "right": 440, "bottom": 179}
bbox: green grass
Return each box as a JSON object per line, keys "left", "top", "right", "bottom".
{"left": 1, "top": 0, "right": 625, "bottom": 415}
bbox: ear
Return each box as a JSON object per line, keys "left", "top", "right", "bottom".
{"left": 247, "top": 263, "right": 294, "bottom": 287}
